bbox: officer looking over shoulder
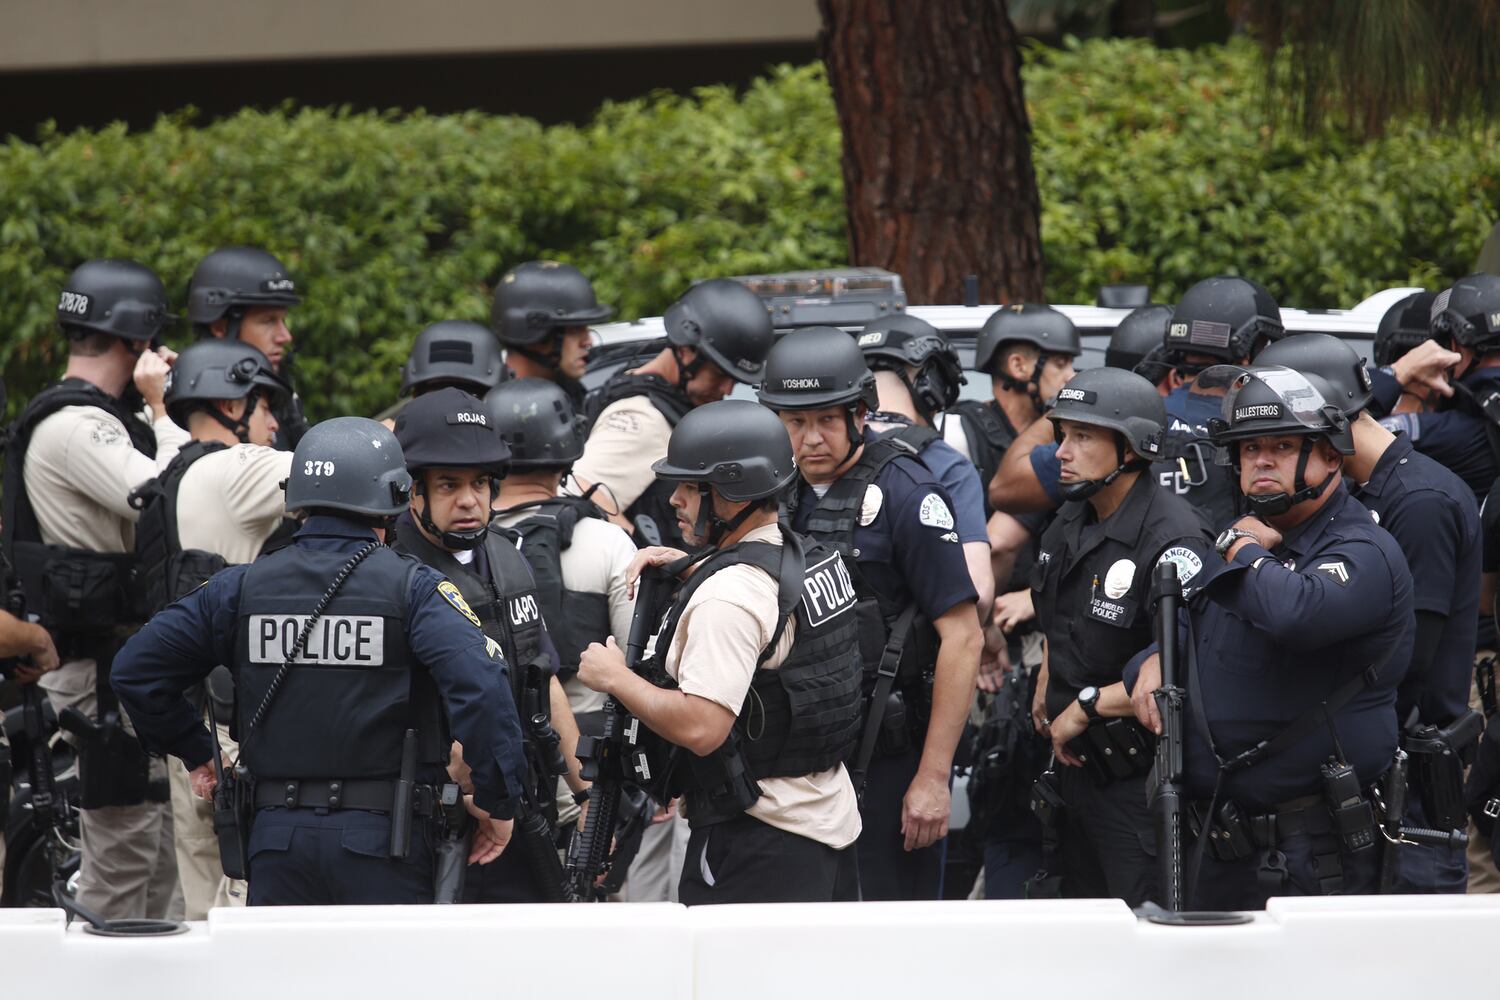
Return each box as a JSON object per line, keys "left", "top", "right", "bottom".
{"left": 577, "top": 400, "right": 863, "bottom": 903}
{"left": 4, "top": 259, "right": 186, "bottom": 922}
{"left": 133, "top": 338, "right": 295, "bottom": 916}
{"left": 389, "top": 388, "right": 588, "bottom": 903}
{"left": 493, "top": 261, "right": 613, "bottom": 408}
{"left": 858, "top": 315, "right": 995, "bottom": 616}
{"left": 574, "top": 279, "right": 774, "bottom": 550}
{"left": 111, "top": 417, "right": 530, "bottom": 906}
{"left": 187, "top": 247, "right": 307, "bottom": 449}
{"left": 1128, "top": 367, "right": 1414, "bottom": 908}
{"left": 760, "top": 326, "right": 982, "bottom": 900}
{"left": 1256, "top": 333, "right": 1480, "bottom": 893}
{"left": 1028, "top": 368, "right": 1212, "bottom": 905}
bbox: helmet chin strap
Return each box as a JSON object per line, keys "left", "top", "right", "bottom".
{"left": 673, "top": 346, "right": 707, "bottom": 392}
{"left": 1057, "top": 435, "right": 1147, "bottom": 501}
{"left": 997, "top": 352, "right": 1050, "bottom": 416}
{"left": 414, "top": 473, "right": 498, "bottom": 551}
{"left": 511, "top": 330, "right": 564, "bottom": 372}
{"left": 693, "top": 484, "right": 759, "bottom": 550}
{"left": 224, "top": 307, "right": 245, "bottom": 342}
{"left": 1238, "top": 437, "right": 1338, "bottom": 517}
{"left": 206, "top": 389, "right": 261, "bottom": 444}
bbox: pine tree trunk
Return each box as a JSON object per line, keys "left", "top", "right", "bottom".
{"left": 818, "top": 0, "right": 1046, "bottom": 305}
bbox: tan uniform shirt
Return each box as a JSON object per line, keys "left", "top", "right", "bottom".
{"left": 493, "top": 505, "right": 637, "bottom": 717}
{"left": 175, "top": 444, "right": 294, "bottom": 565}
{"left": 661, "top": 523, "right": 862, "bottom": 850}
{"left": 573, "top": 393, "right": 674, "bottom": 514}
{"left": 24, "top": 405, "right": 189, "bottom": 552}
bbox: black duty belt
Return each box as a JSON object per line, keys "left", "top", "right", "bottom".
{"left": 254, "top": 778, "right": 437, "bottom": 816}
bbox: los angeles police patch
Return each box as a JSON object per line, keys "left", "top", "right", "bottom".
{"left": 438, "top": 581, "right": 483, "bottom": 628}
{"left": 1156, "top": 546, "right": 1204, "bottom": 584}
{"left": 918, "top": 493, "right": 954, "bottom": 530}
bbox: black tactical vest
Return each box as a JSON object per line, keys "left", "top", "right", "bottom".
{"left": 650, "top": 529, "right": 863, "bottom": 825}
{"left": 501, "top": 496, "right": 613, "bottom": 677}
{"left": 2, "top": 379, "right": 156, "bottom": 632}
{"left": 797, "top": 437, "right": 938, "bottom": 692}
{"left": 233, "top": 542, "right": 445, "bottom": 779}
{"left": 583, "top": 372, "right": 694, "bottom": 549}
{"left": 130, "top": 440, "right": 231, "bottom": 617}
{"left": 389, "top": 521, "right": 550, "bottom": 715}
{"left": 1151, "top": 433, "right": 1238, "bottom": 533}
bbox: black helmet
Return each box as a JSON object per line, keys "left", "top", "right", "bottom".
{"left": 284, "top": 417, "right": 412, "bottom": 518}
{"left": 1254, "top": 333, "right": 1373, "bottom": 417}
{"left": 857, "top": 315, "right": 966, "bottom": 418}
{"left": 1431, "top": 274, "right": 1500, "bottom": 352}
{"left": 664, "top": 279, "right": 776, "bottom": 385}
{"left": 1106, "top": 304, "right": 1174, "bottom": 372}
{"left": 491, "top": 260, "right": 613, "bottom": 348}
{"left": 1203, "top": 365, "right": 1353, "bottom": 517}
{"left": 484, "top": 378, "right": 586, "bottom": 469}
{"left": 652, "top": 399, "right": 795, "bottom": 547}
{"left": 394, "top": 387, "right": 510, "bottom": 550}
{"left": 400, "top": 321, "right": 508, "bottom": 397}
{"left": 165, "top": 339, "right": 290, "bottom": 435}
{"left": 1047, "top": 368, "right": 1165, "bottom": 501}
{"left": 57, "top": 259, "right": 173, "bottom": 343}
{"left": 1374, "top": 291, "right": 1436, "bottom": 367}
{"left": 1132, "top": 345, "right": 1175, "bottom": 387}
{"left": 1166, "top": 276, "right": 1282, "bottom": 364}
{"left": 187, "top": 247, "right": 300, "bottom": 327}
{"left": 756, "top": 326, "right": 879, "bottom": 411}
{"left": 973, "top": 304, "right": 1082, "bottom": 372}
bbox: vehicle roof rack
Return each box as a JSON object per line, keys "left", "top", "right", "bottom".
{"left": 725, "top": 267, "right": 906, "bottom": 329}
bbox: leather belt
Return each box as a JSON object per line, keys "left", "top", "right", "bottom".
{"left": 253, "top": 778, "right": 437, "bottom": 816}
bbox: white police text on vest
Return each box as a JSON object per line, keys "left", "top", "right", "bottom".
{"left": 801, "top": 552, "right": 858, "bottom": 628}
{"left": 248, "top": 615, "right": 386, "bottom": 665}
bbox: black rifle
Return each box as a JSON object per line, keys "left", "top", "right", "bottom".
{"left": 565, "top": 569, "right": 668, "bottom": 900}
{"left": 515, "top": 672, "right": 576, "bottom": 901}
{"left": 1150, "top": 561, "right": 1186, "bottom": 912}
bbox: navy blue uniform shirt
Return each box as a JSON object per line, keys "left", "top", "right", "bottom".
{"left": 1352, "top": 433, "right": 1479, "bottom": 726}
{"left": 1377, "top": 367, "right": 1500, "bottom": 503}
{"left": 111, "top": 515, "right": 529, "bottom": 818}
{"left": 869, "top": 413, "right": 989, "bottom": 546}
{"left": 1126, "top": 487, "right": 1414, "bottom": 806}
{"left": 790, "top": 435, "right": 978, "bottom": 623}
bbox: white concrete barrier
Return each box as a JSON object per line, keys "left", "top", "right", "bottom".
{"left": 4, "top": 896, "right": 1498, "bottom": 999}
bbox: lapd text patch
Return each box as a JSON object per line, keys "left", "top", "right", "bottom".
{"left": 801, "top": 551, "right": 858, "bottom": 628}
{"left": 248, "top": 615, "right": 385, "bottom": 665}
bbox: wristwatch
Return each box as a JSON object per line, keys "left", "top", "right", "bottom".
{"left": 1078, "top": 685, "right": 1101, "bottom": 722}
{"left": 1214, "top": 526, "right": 1259, "bottom": 558}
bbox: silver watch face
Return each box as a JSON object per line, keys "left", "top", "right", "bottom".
{"left": 1079, "top": 686, "right": 1098, "bottom": 703}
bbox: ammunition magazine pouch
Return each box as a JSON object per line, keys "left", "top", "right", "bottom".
{"left": 1065, "top": 717, "right": 1155, "bottom": 787}
{"left": 13, "top": 542, "right": 138, "bottom": 633}
{"left": 1404, "top": 710, "right": 1484, "bottom": 832}
{"left": 1188, "top": 793, "right": 1364, "bottom": 896}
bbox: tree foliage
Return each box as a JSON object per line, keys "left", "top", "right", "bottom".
{"left": 2, "top": 40, "right": 1496, "bottom": 418}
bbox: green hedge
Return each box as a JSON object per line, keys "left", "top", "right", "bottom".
{"left": 2, "top": 38, "right": 1496, "bottom": 419}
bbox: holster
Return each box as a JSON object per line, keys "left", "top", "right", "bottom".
{"left": 214, "top": 765, "right": 252, "bottom": 880}
{"left": 1066, "top": 717, "right": 1155, "bottom": 786}
{"left": 433, "top": 783, "right": 470, "bottom": 904}
{"left": 58, "top": 708, "right": 161, "bottom": 809}
{"left": 1406, "top": 710, "right": 1483, "bottom": 831}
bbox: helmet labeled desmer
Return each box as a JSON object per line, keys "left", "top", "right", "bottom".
{"left": 400, "top": 321, "right": 507, "bottom": 397}
{"left": 857, "top": 315, "right": 966, "bottom": 418}
{"left": 1254, "top": 333, "right": 1373, "bottom": 417}
{"left": 1166, "top": 276, "right": 1282, "bottom": 364}
{"left": 187, "top": 247, "right": 300, "bottom": 327}
{"left": 1046, "top": 368, "right": 1165, "bottom": 501}
{"left": 165, "top": 339, "right": 289, "bottom": 435}
{"left": 484, "top": 378, "right": 586, "bottom": 469}
{"left": 284, "top": 417, "right": 413, "bottom": 518}
{"left": 663, "top": 279, "right": 776, "bottom": 385}
{"left": 57, "top": 259, "right": 174, "bottom": 343}
{"left": 1203, "top": 364, "right": 1352, "bottom": 517}
{"left": 491, "top": 260, "right": 614, "bottom": 347}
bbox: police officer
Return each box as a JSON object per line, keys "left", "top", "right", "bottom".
{"left": 1373, "top": 275, "right": 1500, "bottom": 502}
{"left": 1026, "top": 367, "right": 1211, "bottom": 905}
{"left": 111, "top": 417, "right": 529, "bottom": 906}
{"left": 378, "top": 320, "right": 511, "bottom": 429}
{"left": 493, "top": 260, "right": 613, "bottom": 407}
{"left": 0, "top": 607, "right": 62, "bottom": 904}
{"left": 859, "top": 315, "right": 994, "bottom": 614}
{"left": 135, "top": 338, "right": 295, "bottom": 915}
{"left": 1128, "top": 366, "right": 1414, "bottom": 908}
{"left": 1374, "top": 292, "right": 1438, "bottom": 371}
{"left": 574, "top": 279, "right": 774, "bottom": 549}
{"left": 187, "top": 246, "right": 307, "bottom": 449}
{"left": 576, "top": 400, "right": 863, "bottom": 903}
{"left": 389, "top": 388, "right": 588, "bottom": 903}
{"left": 3, "top": 259, "right": 186, "bottom": 921}
{"left": 1109, "top": 304, "right": 1178, "bottom": 395}
{"left": 759, "top": 326, "right": 982, "bottom": 900}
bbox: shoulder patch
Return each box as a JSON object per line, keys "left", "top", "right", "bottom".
{"left": 437, "top": 580, "right": 484, "bottom": 628}
{"left": 1315, "top": 560, "right": 1350, "bottom": 586}
{"left": 88, "top": 419, "right": 124, "bottom": 447}
{"left": 918, "top": 493, "right": 954, "bottom": 530}
{"left": 483, "top": 635, "right": 505, "bottom": 660}
{"left": 1156, "top": 545, "right": 1204, "bottom": 585}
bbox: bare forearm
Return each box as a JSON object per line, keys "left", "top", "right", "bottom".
{"left": 549, "top": 677, "right": 588, "bottom": 794}
{"left": 606, "top": 670, "right": 733, "bottom": 757}
{"left": 918, "top": 623, "right": 982, "bottom": 780}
